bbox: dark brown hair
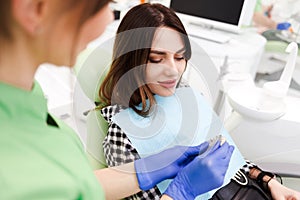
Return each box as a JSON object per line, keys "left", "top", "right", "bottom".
{"left": 99, "top": 3, "right": 191, "bottom": 116}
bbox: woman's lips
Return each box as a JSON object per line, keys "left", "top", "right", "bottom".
{"left": 158, "top": 80, "right": 177, "bottom": 88}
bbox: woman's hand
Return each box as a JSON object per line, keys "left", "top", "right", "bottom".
{"left": 269, "top": 178, "right": 300, "bottom": 200}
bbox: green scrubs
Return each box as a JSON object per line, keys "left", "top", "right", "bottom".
{"left": 255, "top": 0, "right": 263, "bottom": 13}
{"left": 0, "top": 82, "right": 105, "bottom": 200}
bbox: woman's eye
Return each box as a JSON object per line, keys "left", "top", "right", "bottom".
{"left": 175, "top": 57, "right": 184, "bottom": 61}
{"left": 149, "top": 58, "right": 162, "bottom": 63}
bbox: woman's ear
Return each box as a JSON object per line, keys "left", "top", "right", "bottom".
{"left": 11, "top": 0, "right": 46, "bottom": 35}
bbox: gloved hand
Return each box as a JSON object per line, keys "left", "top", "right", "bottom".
{"left": 134, "top": 142, "right": 209, "bottom": 190}
{"left": 276, "top": 22, "right": 291, "bottom": 30}
{"left": 164, "top": 141, "right": 234, "bottom": 200}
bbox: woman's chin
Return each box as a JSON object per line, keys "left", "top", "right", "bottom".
{"left": 157, "top": 88, "right": 176, "bottom": 97}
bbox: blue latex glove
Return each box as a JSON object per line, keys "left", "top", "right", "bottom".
{"left": 277, "top": 22, "right": 291, "bottom": 30}
{"left": 134, "top": 142, "right": 209, "bottom": 190}
{"left": 164, "top": 141, "right": 234, "bottom": 200}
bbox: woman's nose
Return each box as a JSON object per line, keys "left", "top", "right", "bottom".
{"left": 164, "top": 58, "right": 178, "bottom": 76}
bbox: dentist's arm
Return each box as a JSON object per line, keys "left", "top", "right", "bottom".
{"left": 95, "top": 165, "right": 175, "bottom": 200}
{"left": 94, "top": 142, "right": 209, "bottom": 199}
{"left": 94, "top": 163, "right": 140, "bottom": 200}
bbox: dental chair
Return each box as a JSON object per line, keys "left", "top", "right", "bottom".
{"left": 73, "top": 46, "right": 112, "bottom": 169}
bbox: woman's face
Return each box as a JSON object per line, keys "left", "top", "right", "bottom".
{"left": 44, "top": 1, "right": 113, "bottom": 66}
{"left": 146, "top": 27, "right": 186, "bottom": 97}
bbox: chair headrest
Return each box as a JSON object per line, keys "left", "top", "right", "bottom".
{"left": 74, "top": 46, "right": 112, "bottom": 102}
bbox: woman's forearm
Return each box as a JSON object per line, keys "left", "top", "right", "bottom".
{"left": 249, "top": 167, "right": 300, "bottom": 199}
{"left": 268, "top": 178, "right": 300, "bottom": 199}
{"left": 94, "top": 162, "right": 141, "bottom": 200}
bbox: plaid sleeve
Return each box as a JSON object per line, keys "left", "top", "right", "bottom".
{"left": 103, "top": 120, "right": 161, "bottom": 200}
{"left": 241, "top": 160, "right": 257, "bottom": 174}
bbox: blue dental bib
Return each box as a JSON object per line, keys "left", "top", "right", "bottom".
{"left": 112, "top": 87, "right": 245, "bottom": 199}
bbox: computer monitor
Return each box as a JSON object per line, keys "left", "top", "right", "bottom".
{"left": 169, "top": 0, "right": 256, "bottom": 33}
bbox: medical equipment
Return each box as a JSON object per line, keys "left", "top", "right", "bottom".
{"left": 169, "top": 0, "right": 256, "bottom": 34}
{"left": 228, "top": 42, "right": 297, "bottom": 121}
{"left": 186, "top": 27, "right": 231, "bottom": 44}
{"left": 226, "top": 42, "right": 300, "bottom": 189}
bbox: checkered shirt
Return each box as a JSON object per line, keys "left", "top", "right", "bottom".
{"left": 101, "top": 105, "right": 161, "bottom": 200}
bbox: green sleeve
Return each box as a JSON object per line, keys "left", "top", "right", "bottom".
{"left": 255, "top": 0, "right": 263, "bottom": 12}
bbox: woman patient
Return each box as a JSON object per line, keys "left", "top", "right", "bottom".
{"left": 98, "top": 3, "right": 300, "bottom": 200}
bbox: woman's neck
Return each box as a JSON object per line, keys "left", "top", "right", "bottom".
{"left": 0, "top": 39, "right": 40, "bottom": 91}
